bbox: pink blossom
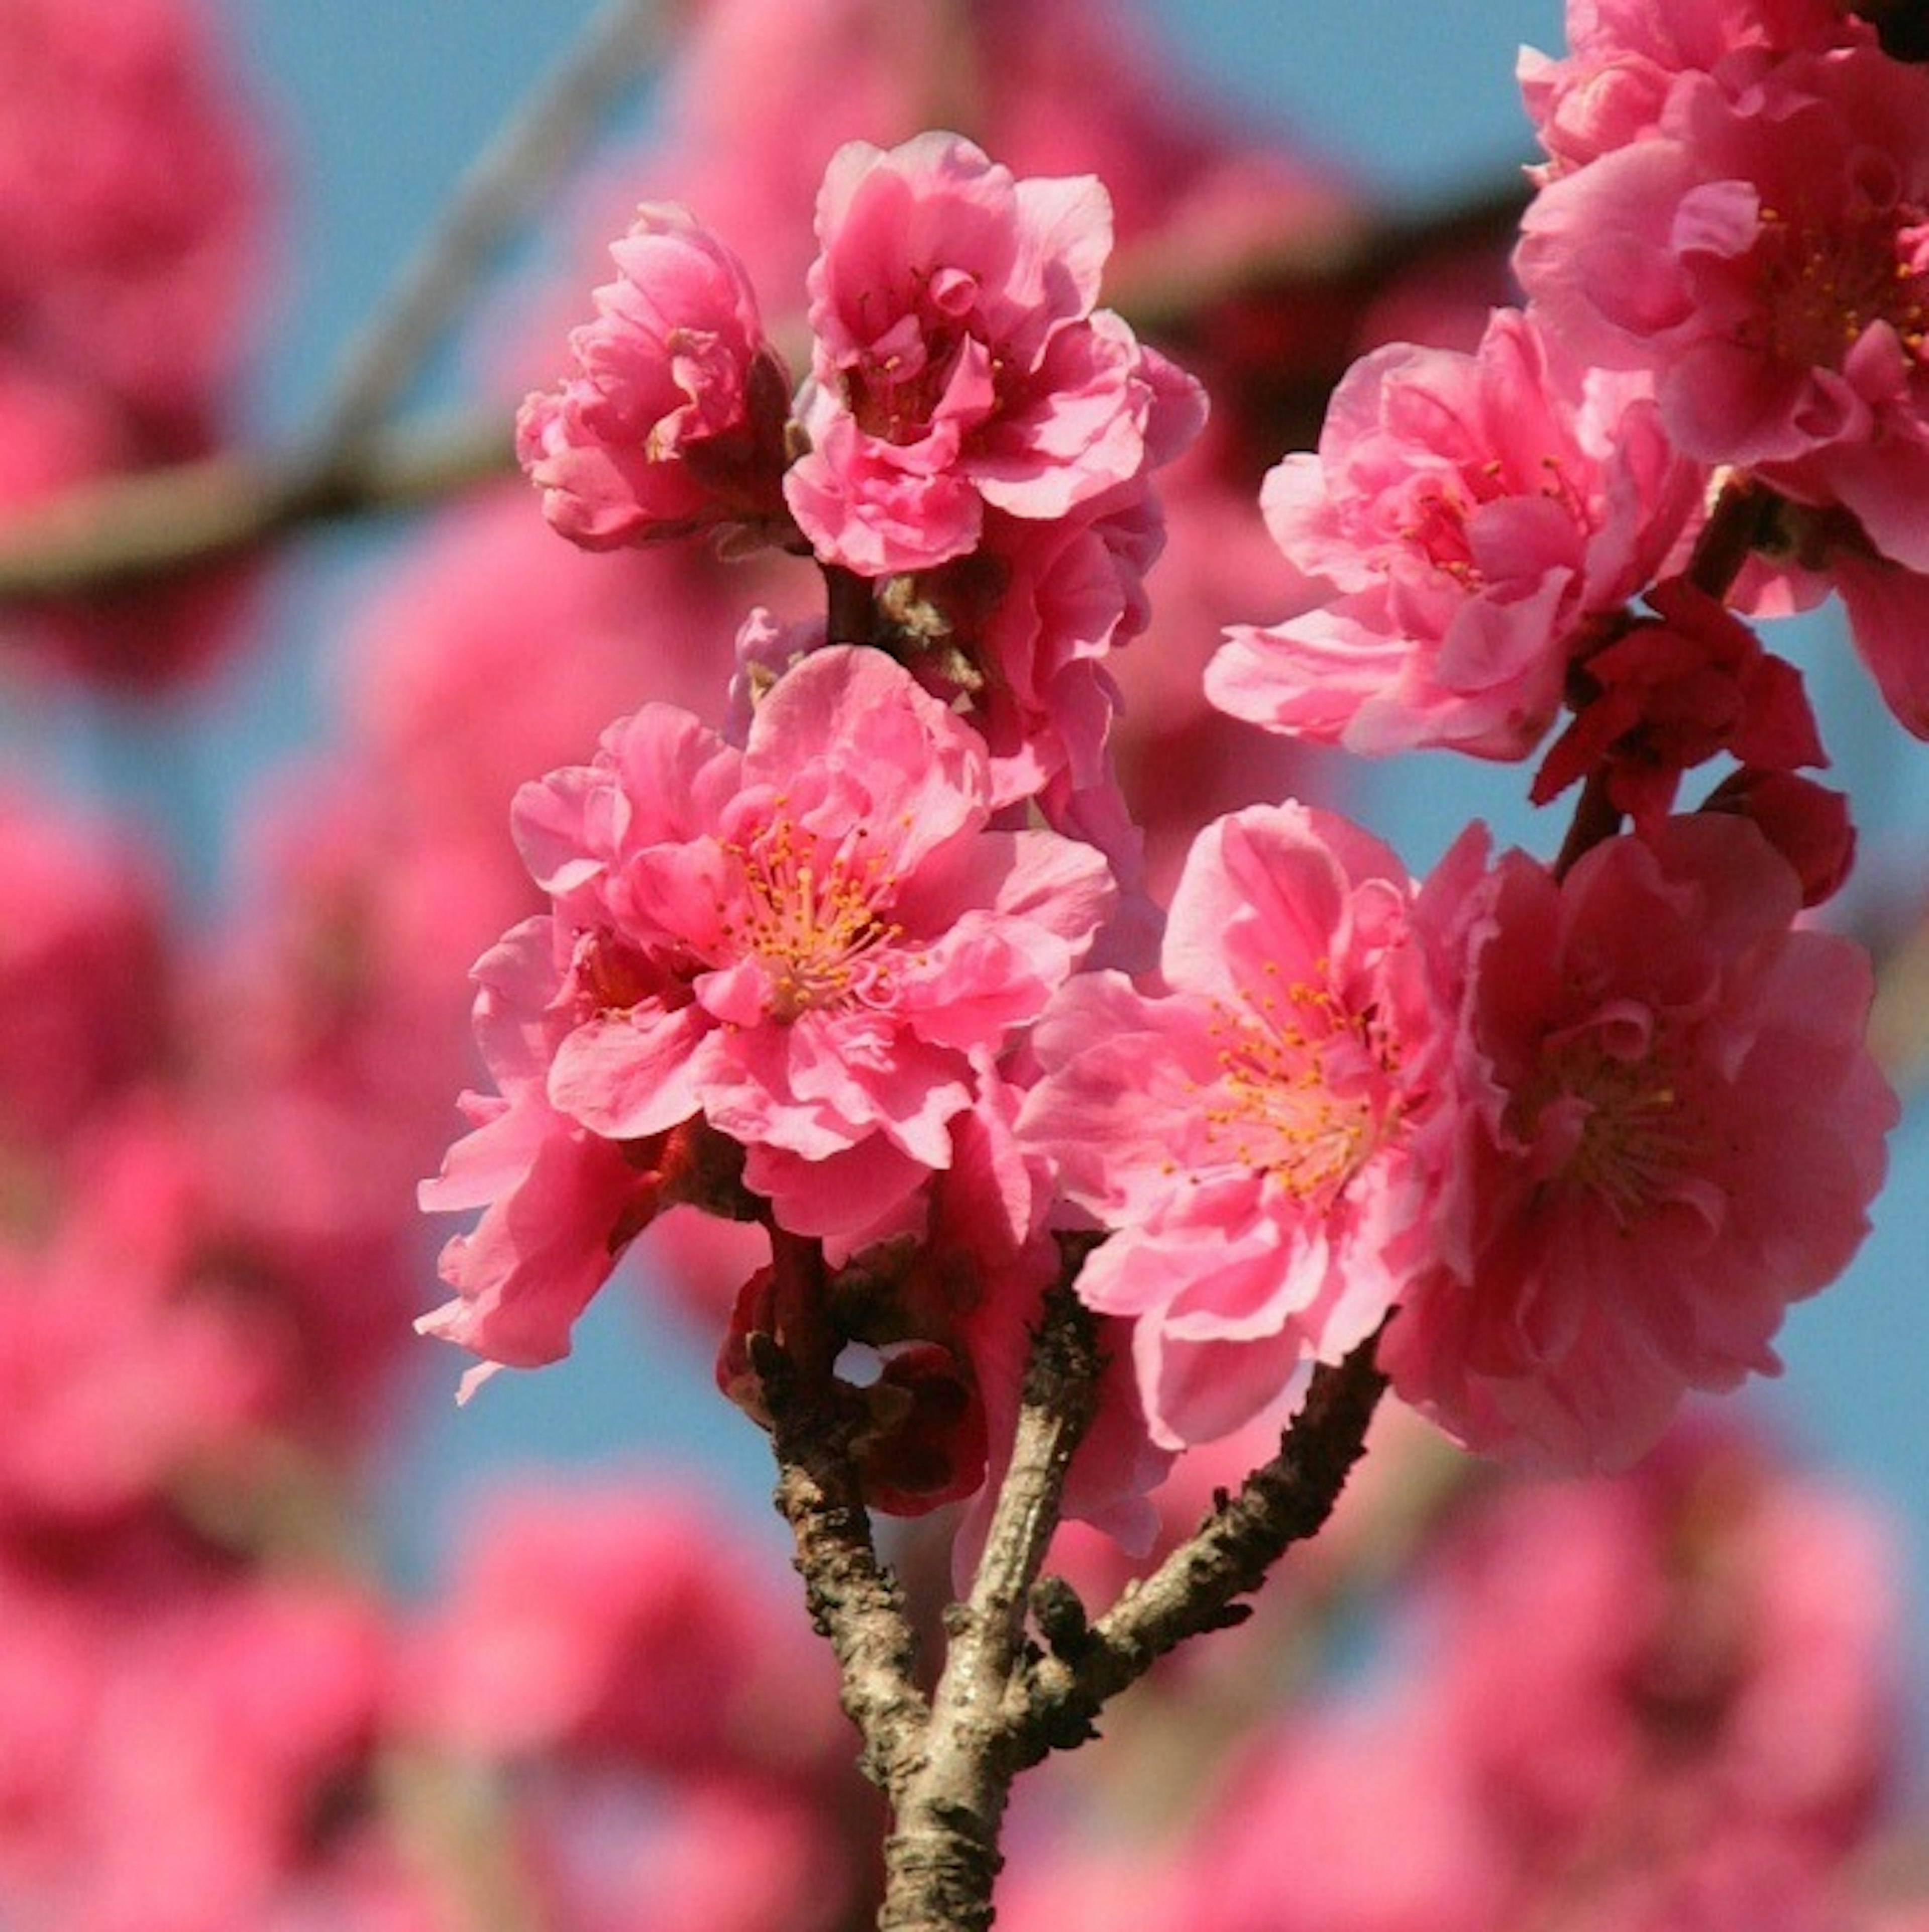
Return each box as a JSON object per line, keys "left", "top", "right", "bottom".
{"left": 1020, "top": 803, "right": 1437, "bottom": 1448}
{"left": 1210, "top": 307, "right": 1700, "bottom": 761}
{"left": 1516, "top": 46, "right": 1929, "bottom": 573}
{"left": 517, "top": 204, "right": 793, "bottom": 550}
{"left": 1518, "top": 0, "right": 1870, "bottom": 179}
{"left": 1385, "top": 816, "right": 1896, "bottom": 1471}
{"left": 416, "top": 918, "right": 664, "bottom": 1384}
{"left": 428, "top": 644, "right": 1114, "bottom": 1352}
{"left": 785, "top": 132, "right": 1174, "bottom": 575}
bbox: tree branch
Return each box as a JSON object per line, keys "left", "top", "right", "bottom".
{"left": 1009, "top": 1334, "right": 1388, "bottom": 1772}
{"left": 877, "top": 1277, "right": 1104, "bottom": 1932}
{"left": 756, "top": 1235, "right": 931, "bottom": 1808}
{"left": 302, "top": 0, "right": 664, "bottom": 469}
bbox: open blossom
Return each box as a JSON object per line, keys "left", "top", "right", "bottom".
{"left": 1516, "top": 46, "right": 1929, "bottom": 580}
{"left": 1019, "top": 803, "right": 1437, "bottom": 1448}
{"left": 517, "top": 203, "right": 793, "bottom": 550}
{"left": 1384, "top": 815, "right": 1896, "bottom": 1472}
{"left": 436, "top": 646, "right": 1112, "bottom": 1317}
{"left": 785, "top": 131, "right": 1176, "bottom": 576}
{"left": 1209, "top": 307, "right": 1699, "bottom": 761}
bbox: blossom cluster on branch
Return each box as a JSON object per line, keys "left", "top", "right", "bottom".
{"left": 430, "top": 52, "right": 1901, "bottom": 1515}
{"left": 5, "top": 0, "right": 1929, "bottom": 1925}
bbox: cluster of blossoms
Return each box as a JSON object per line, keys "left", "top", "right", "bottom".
{"left": 427, "top": 0, "right": 1901, "bottom": 1545}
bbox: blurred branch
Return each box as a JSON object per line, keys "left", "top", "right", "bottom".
{"left": 0, "top": 413, "right": 513, "bottom": 599}
{"left": 1011, "top": 1334, "right": 1388, "bottom": 1772}
{"left": 1107, "top": 174, "right": 1526, "bottom": 338}
{"left": 0, "top": 0, "right": 662, "bottom": 609}
{"left": 0, "top": 170, "right": 1528, "bottom": 609}
{"left": 305, "top": 0, "right": 663, "bottom": 466}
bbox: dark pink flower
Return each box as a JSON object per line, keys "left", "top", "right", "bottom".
{"left": 785, "top": 132, "right": 1175, "bottom": 575}
{"left": 1531, "top": 576, "right": 1825, "bottom": 827}
{"left": 1020, "top": 803, "right": 1438, "bottom": 1448}
{"left": 1386, "top": 816, "right": 1896, "bottom": 1470}
{"left": 517, "top": 203, "right": 793, "bottom": 550}
{"left": 1211, "top": 307, "right": 1699, "bottom": 761}
{"left": 1701, "top": 767, "right": 1855, "bottom": 906}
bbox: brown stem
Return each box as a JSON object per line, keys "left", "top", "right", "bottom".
{"left": 759, "top": 1232, "right": 930, "bottom": 1804}
{"left": 877, "top": 1278, "right": 1104, "bottom": 1932}
{"left": 1009, "top": 1334, "right": 1388, "bottom": 1772}
{"left": 1680, "top": 471, "right": 1779, "bottom": 604}
{"left": 1553, "top": 768, "right": 1624, "bottom": 881}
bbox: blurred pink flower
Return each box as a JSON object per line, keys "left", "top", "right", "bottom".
{"left": 409, "top": 1481, "right": 844, "bottom": 1779}
{"left": 1386, "top": 815, "right": 1895, "bottom": 1470}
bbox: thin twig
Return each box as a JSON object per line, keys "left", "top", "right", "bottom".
{"left": 1009, "top": 1335, "right": 1388, "bottom": 1772}
{"left": 303, "top": 0, "right": 664, "bottom": 471}
{"left": 877, "top": 1279, "right": 1104, "bottom": 1932}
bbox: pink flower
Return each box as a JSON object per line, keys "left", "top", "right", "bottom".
{"left": 1516, "top": 46, "right": 1929, "bottom": 573}
{"left": 1385, "top": 816, "right": 1896, "bottom": 1471}
{"left": 471, "top": 645, "right": 1112, "bottom": 1272}
{"left": 1019, "top": 803, "right": 1437, "bottom": 1448}
{"left": 417, "top": 918, "right": 664, "bottom": 1384}
{"left": 785, "top": 132, "right": 1173, "bottom": 575}
{"left": 1210, "top": 307, "right": 1699, "bottom": 761}
{"left": 1518, "top": 0, "right": 1870, "bottom": 179}
{"left": 516, "top": 203, "right": 793, "bottom": 550}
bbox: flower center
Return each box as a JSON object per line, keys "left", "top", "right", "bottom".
{"left": 1751, "top": 201, "right": 1929, "bottom": 372}
{"left": 1394, "top": 455, "right": 1582, "bottom": 589}
{"left": 723, "top": 814, "right": 903, "bottom": 1022}
{"left": 1517, "top": 1026, "right": 1705, "bottom": 1221}
{"left": 1198, "top": 963, "right": 1401, "bottom": 1206}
